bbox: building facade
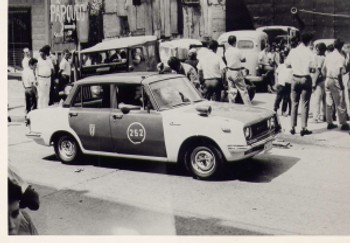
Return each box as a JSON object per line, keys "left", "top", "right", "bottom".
{"left": 8, "top": 0, "right": 350, "bottom": 68}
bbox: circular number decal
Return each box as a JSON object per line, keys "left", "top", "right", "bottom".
{"left": 127, "top": 122, "right": 146, "bottom": 144}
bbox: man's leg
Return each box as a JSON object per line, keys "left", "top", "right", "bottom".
{"left": 234, "top": 72, "right": 251, "bottom": 105}
{"left": 300, "top": 78, "right": 312, "bottom": 130}
{"left": 325, "top": 79, "right": 336, "bottom": 126}
{"left": 274, "top": 85, "right": 284, "bottom": 112}
{"left": 290, "top": 79, "right": 301, "bottom": 131}
{"left": 332, "top": 83, "right": 349, "bottom": 127}
{"left": 24, "top": 89, "right": 31, "bottom": 114}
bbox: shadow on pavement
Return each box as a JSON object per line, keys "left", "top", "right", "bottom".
{"left": 223, "top": 154, "right": 299, "bottom": 182}
{"left": 42, "top": 152, "right": 299, "bottom": 182}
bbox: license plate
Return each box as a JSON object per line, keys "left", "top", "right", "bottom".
{"left": 264, "top": 141, "right": 273, "bottom": 152}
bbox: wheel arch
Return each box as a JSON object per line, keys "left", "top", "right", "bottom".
{"left": 177, "top": 135, "right": 225, "bottom": 165}
{"left": 50, "top": 130, "right": 83, "bottom": 151}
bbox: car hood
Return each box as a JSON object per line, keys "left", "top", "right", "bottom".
{"left": 170, "top": 101, "right": 275, "bottom": 124}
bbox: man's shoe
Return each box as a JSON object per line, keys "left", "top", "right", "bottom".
{"left": 340, "top": 123, "right": 350, "bottom": 131}
{"left": 290, "top": 128, "right": 296, "bottom": 135}
{"left": 327, "top": 123, "right": 338, "bottom": 130}
{"left": 300, "top": 129, "right": 312, "bottom": 136}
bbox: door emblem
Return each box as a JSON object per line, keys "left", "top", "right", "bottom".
{"left": 127, "top": 122, "right": 146, "bottom": 144}
{"left": 89, "top": 124, "right": 95, "bottom": 137}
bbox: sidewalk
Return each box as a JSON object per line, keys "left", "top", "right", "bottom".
{"left": 8, "top": 79, "right": 350, "bottom": 149}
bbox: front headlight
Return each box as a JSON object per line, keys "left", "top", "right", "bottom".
{"left": 270, "top": 117, "right": 276, "bottom": 129}
{"left": 244, "top": 127, "right": 251, "bottom": 139}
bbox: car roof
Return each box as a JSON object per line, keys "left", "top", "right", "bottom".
{"left": 76, "top": 72, "right": 184, "bottom": 85}
{"left": 314, "top": 39, "right": 335, "bottom": 46}
{"left": 80, "top": 36, "right": 157, "bottom": 54}
{"left": 160, "top": 39, "right": 202, "bottom": 49}
{"left": 217, "top": 30, "right": 268, "bottom": 43}
{"left": 256, "top": 26, "right": 299, "bottom": 31}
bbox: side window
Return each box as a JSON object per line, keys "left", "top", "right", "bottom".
{"left": 77, "top": 84, "right": 111, "bottom": 108}
{"left": 116, "top": 84, "right": 154, "bottom": 110}
{"left": 72, "top": 87, "right": 82, "bottom": 107}
{"left": 130, "top": 47, "right": 145, "bottom": 66}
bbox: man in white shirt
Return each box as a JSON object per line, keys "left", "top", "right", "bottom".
{"left": 197, "top": 40, "right": 226, "bottom": 101}
{"left": 36, "top": 47, "right": 54, "bottom": 109}
{"left": 321, "top": 39, "right": 349, "bottom": 131}
{"left": 22, "top": 48, "right": 31, "bottom": 71}
{"left": 285, "top": 32, "right": 315, "bottom": 136}
{"left": 22, "top": 58, "right": 38, "bottom": 114}
{"left": 225, "top": 35, "right": 251, "bottom": 105}
{"left": 258, "top": 44, "right": 276, "bottom": 93}
{"left": 59, "top": 49, "right": 72, "bottom": 92}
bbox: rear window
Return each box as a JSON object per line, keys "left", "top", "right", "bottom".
{"left": 237, "top": 40, "right": 254, "bottom": 49}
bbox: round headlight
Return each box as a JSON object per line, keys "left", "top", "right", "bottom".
{"left": 244, "top": 127, "right": 251, "bottom": 139}
{"left": 270, "top": 117, "right": 276, "bottom": 128}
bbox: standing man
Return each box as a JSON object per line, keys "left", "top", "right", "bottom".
{"left": 197, "top": 40, "right": 226, "bottom": 101}
{"left": 167, "top": 56, "right": 200, "bottom": 90}
{"left": 258, "top": 44, "right": 275, "bottom": 93}
{"left": 22, "top": 48, "right": 31, "bottom": 71}
{"left": 41, "top": 45, "right": 58, "bottom": 105}
{"left": 321, "top": 39, "right": 350, "bottom": 131}
{"left": 285, "top": 32, "right": 315, "bottom": 136}
{"left": 36, "top": 47, "right": 54, "bottom": 109}
{"left": 58, "top": 49, "right": 72, "bottom": 93}
{"left": 22, "top": 58, "right": 38, "bottom": 116}
{"left": 225, "top": 35, "right": 251, "bottom": 105}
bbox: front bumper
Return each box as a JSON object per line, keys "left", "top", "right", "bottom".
{"left": 225, "top": 134, "right": 276, "bottom": 162}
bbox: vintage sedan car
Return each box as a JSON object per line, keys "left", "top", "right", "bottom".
{"left": 26, "top": 72, "right": 280, "bottom": 179}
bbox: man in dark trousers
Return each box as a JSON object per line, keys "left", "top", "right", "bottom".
{"left": 285, "top": 32, "right": 315, "bottom": 136}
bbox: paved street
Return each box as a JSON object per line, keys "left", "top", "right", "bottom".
{"left": 8, "top": 79, "right": 350, "bottom": 235}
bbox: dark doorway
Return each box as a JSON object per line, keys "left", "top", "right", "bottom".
{"left": 8, "top": 7, "right": 32, "bottom": 69}
{"left": 226, "top": 0, "right": 254, "bottom": 31}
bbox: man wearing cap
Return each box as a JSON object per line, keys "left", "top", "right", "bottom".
{"left": 225, "top": 35, "right": 251, "bottom": 105}
{"left": 36, "top": 46, "right": 54, "bottom": 109}
{"left": 321, "top": 39, "right": 350, "bottom": 131}
{"left": 58, "top": 49, "right": 72, "bottom": 93}
{"left": 285, "top": 32, "right": 315, "bottom": 136}
{"left": 197, "top": 40, "right": 226, "bottom": 101}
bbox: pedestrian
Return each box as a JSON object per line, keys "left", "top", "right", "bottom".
{"left": 197, "top": 40, "right": 226, "bottom": 101}
{"left": 8, "top": 166, "right": 40, "bottom": 235}
{"left": 321, "top": 39, "right": 350, "bottom": 131}
{"left": 273, "top": 50, "right": 292, "bottom": 116}
{"left": 59, "top": 49, "right": 72, "bottom": 93}
{"left": 184, "top": 48, "right": 199, "bottom": 71}
{"left": 258, "top": 44, "right": 275, "bottom": 93}
{"left": 36, "top": 46, "right": 54, "bottom": 109}
{"left": 41, "top": 45, "right": 58, "bottom": 105}
{"left": 311, "top": 42, "right": 327, "bottom": 123}
{"left": 167, "top": 56, "right": 200, "bottom": 90}
{"left": 285, "top": 32, "right": 315, "bottom": 136}
{"left": 22, "top": 48, "right": 31, "bottom": 71}
{"left": 22, "top": 58, "right": 38, "bottom": 116}
{"left": 224, "top": 35, "right": 251, "bottom": 105}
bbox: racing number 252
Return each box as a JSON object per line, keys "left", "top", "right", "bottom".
{"left": 129, "top": 128, "right": 144, "bottom": 137}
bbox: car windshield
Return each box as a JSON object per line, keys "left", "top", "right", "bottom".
{"left": 149, "top": 77, "right": 203, "bottom": 110}
{"left": 81, "top": 48, "right": 128, "bottom": 67}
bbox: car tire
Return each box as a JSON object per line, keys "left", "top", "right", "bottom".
{"left": 54, "top": 134, "right": 81, "bottom": 164}
{"left": 185, "top": 144, "right": 223, "bottom": 180}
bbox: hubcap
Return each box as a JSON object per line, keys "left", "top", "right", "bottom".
{"left": 59, "top": 139, "right": 76, "bottom": 159}
{"left": 192, "top": 149, "right": 215, "bottom": 173}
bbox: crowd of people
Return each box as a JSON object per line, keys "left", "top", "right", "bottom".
{"left": 21, "top": 46, "right": 72, "bottom": 118}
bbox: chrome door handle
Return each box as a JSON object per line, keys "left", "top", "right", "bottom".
{"left": 69, "top": 112, "right": 78, "bottom": 117}
{"left": 112, "top": 114, "right": 123, "bottom": 120}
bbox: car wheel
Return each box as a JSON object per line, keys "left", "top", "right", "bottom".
{"left": 54, "top": 134, "right": 80, "bottom": 164}
{"left": 186, "top": 144, "right": 223, "bottom": 180}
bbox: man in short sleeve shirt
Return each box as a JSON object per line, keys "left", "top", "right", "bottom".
{"left": 321, "top": 39, "right": 349, "bottom": 131}
{"left": 285, "top": 32, "right": 315, "bottom": 136}
{"left": 197, "top": 40, "right": 226, "bottom": 101}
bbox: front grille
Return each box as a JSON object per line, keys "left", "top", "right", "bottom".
{"left": 251, "top": 119, "right": 269, "bottom": 138}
